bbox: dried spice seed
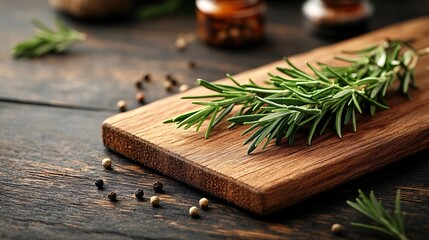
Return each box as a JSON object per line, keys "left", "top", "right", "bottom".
{"left": 95, "top": 179, "right": 104, "bottom": 189}
{"left": 199, "top": 198, "right": 209, "bottom": 209}
{"left": 175, "top": 37, "right": 187, "bottom": 51}
{"left": 143, "top": 73, "right": 151, "bottom": 82}
{"left": 135, "top": 188, "right": 144, "bottom": 199}
{"left": 189, "top": 206, "right": 199, "bottom": 217}
{"left": 166, "top": 74, "right": 178, "bottom": 85}
{"left": 135, "top": 80, "right": 143, "bottom": 90}
{"left": 102, "top": 158, "right": 112, "bottom": 169}
{"left": 150, "top": 196, "right": 160, "bottom": 207}
{"left": 179, "top": 84, "right": 190, "bottom": 93}
{"left": 188, "top": 60, "right": 196, "bottom": 69}
{"left": 136, "top": 92, "right": 145, "bottom": 103}
{"left": 108, "top": 191, "right": 117, "bottom": 201}
{"left": 117, "top": 100, "right": 127, "bottom": 112}
{"left": 163, "top": 80, "right": 173, "bottom": 92}
{"left": 153, "top": 181, "right": 164, "bottom": 192}
{"left": 331, "top": 224, "right": 345, "bottom": 235}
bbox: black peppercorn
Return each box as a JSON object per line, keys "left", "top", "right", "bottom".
{"left": 108, "top": 191, "right": 117, "bottom": 201}
{"left": 166, "top": 74, "right": 178, "bottom": 86}
{"left": 95, "top": 179, "right": 104, "bottom": 189}
{"left": 188, "top": 60, "right": 196, "bottom": 69}
{"left": 135, "top": 188, "right": 144, "bottom": 199}
{"left": 163, "top": 80, "right": 173, "bottom": 92}
{"left": 153, "top": 181, "right": 164, "bottom": 192}
{"left": 143, "top": 73, "right": 151, "bottom": 82}
{"left": 135, "top": 80, "right": 143, "bottom": 90}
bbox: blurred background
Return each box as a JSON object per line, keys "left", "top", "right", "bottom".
{"left": 1, "top": 0, "right": 429, "bottom": 109}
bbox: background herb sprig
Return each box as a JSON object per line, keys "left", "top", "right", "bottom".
{"left": 12, "top": 19, "right": 86, "bottom": 58}
{"left": 164, "top": 40, "right": 421, "bottom": 154}
{"left": 347, "top": 189, "right": 408, "bottom": 240}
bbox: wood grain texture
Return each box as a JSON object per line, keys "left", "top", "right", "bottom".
{"left": 103, "top": 17, "right": 429, "bottom": 215}
{"left": 1, "top": 102, "right": 429, "bottom": 239}
{"left": 2, "top": 0, "right": 429, "bottom": 238}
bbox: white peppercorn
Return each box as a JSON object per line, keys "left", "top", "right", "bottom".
{"left": 199, "top": 198, "right": 209, "bottom": 209}
{"left": 150, "top": 196, "right": 160, "bottom": 207}
{"left": 163, "top": 80, "right": 173, "bottom": 91}
{"left": 102, "top": 158, "right": 112, "bottom": 169}
{"left": 117, "top": 100, "right": 127, "bottom": 112}
{"left": 136, "top": 92, "right": 145, "bottom": 103}
{"left": 331, "top": 223, "right": 345, "bottom": 234}
{"left": 189, "top": 206, "right": 199, "bottom": 217}
{"left": 179, "top": 84, "right": 189, "bottom": 92}
{"left": 175, "top": 37, "right": 187, "bottom": 51}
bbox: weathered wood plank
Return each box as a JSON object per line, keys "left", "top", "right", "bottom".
{"left": 1, "top": 102, "right": 429, "bottom": 239}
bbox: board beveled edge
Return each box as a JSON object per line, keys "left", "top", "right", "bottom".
{"left": 102, "top": 122, "right": 270, "bottom": 215}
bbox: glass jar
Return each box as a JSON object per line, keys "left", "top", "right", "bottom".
{"left": 196, "top": 0, "right": 266, "bottom": 48}
{"left": 302, "top": 0, "right": 373, "bottom": 37}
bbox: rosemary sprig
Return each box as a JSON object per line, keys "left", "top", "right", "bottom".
{"left": 138, "top": 0, "right": 194, "bottom": 19}
{"left": 347, "top": 190, "right": 408, "bottom": 240}
{"left": 164, "top": 40, "right": 423, "bottom": 154}
{"left": 12, "top": 19, "right": 86, "bottom": 58}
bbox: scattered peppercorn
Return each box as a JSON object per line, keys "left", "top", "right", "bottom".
{"left": 102, "top": 158, "right": 112, "bottom": 169}
{"left": 136, "top": 92, "right": 145, "bottom": 103}
{"left": 163, "top": 80, "right": 173, "bottom": 92}
{"left": 143, "top": 73, "right": 151, "bottom": 82}
{"left": 189, "top": 206, "right": 199, "bottom": 217}
{"left": 117, "top": 100, "right": 127, "bottom": 112}
{"left": 179, "top": 84, "right": 189, "bottom": 93}
{"left": 175, "top": 37, "right": 187, "bottom": 51}
{"left": 150, "top": 196, "right": 160, "bottom": 207}
{"left": 108, "top": 191, "right": 117, "bottom": 201}
{"left": 95, "top": 179, "right": 104, "bottom": 189}
{"left": 166, "top": 74, "right": 178, "bottom": 86}
{"left": 188, "top": 60, "right": 196, "bottom": 69}
{"left": 135, "top": 80, "right": 143, "bottom": 90}
{"left": 331, "top": 223, "right": 345, "bottom": 235}
{"left": 153, "top": 181, "right": 164, "bottom": 192}
{"left": 199, "top": 198, "right": 209, "bottom": 209}
{"left": 135, "top": 188, "right": 144, "bottom": 199}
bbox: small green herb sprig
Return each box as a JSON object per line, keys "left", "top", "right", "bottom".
{"left": 347, "top": 189, "right": 408, "bottom": 240}
{"left": 12, "top": 19, "right": 86, "bottom": 58}
{"left": 164, "top": 40, "right": 422, "bottom": 154}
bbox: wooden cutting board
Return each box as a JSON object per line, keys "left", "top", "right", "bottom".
{"left": 102, "top": 17, "right": 429, "bottom": 215}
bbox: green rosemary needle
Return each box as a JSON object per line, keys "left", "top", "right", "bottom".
{"left": 164, "top": 40, "right": 423, "bottom": 154}
{"left": 11, "top": 19, "right": 86, "bottom": 58}
{"left": 347, "top": 189, "right": 408, "bottom": 240}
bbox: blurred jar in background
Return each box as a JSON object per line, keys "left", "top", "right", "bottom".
{"left": 196, "top": 0, "right": 266, "bottom": 48}
{"left": 302, "top": 0, "right": 373, "bottom": 37}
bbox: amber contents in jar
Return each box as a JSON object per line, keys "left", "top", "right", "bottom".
{"left": 196, "top": 0, "right": 266, "bottom": 48}
{"left": 303, "top": 0, "right": 373, "bottom": 37}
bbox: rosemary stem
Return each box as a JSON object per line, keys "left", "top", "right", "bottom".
{"left": 417, "top": 46, "right": 429, "bottom": 56}
{"left": 164, "top": 40, "right": 423, "bottom": 154}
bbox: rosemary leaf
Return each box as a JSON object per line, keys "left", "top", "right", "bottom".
{"left": 12, "top": 19, "right": 85, "bottom": 58}
{"left": 347, "top": 189, "right": 408, "bottom": 240}
{"left": 164, "top": 40, "right": 425, "bottom": 154}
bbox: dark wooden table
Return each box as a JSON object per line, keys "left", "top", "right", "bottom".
{"left": 1, "top": 1, "right": 428, "bottom": 239}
